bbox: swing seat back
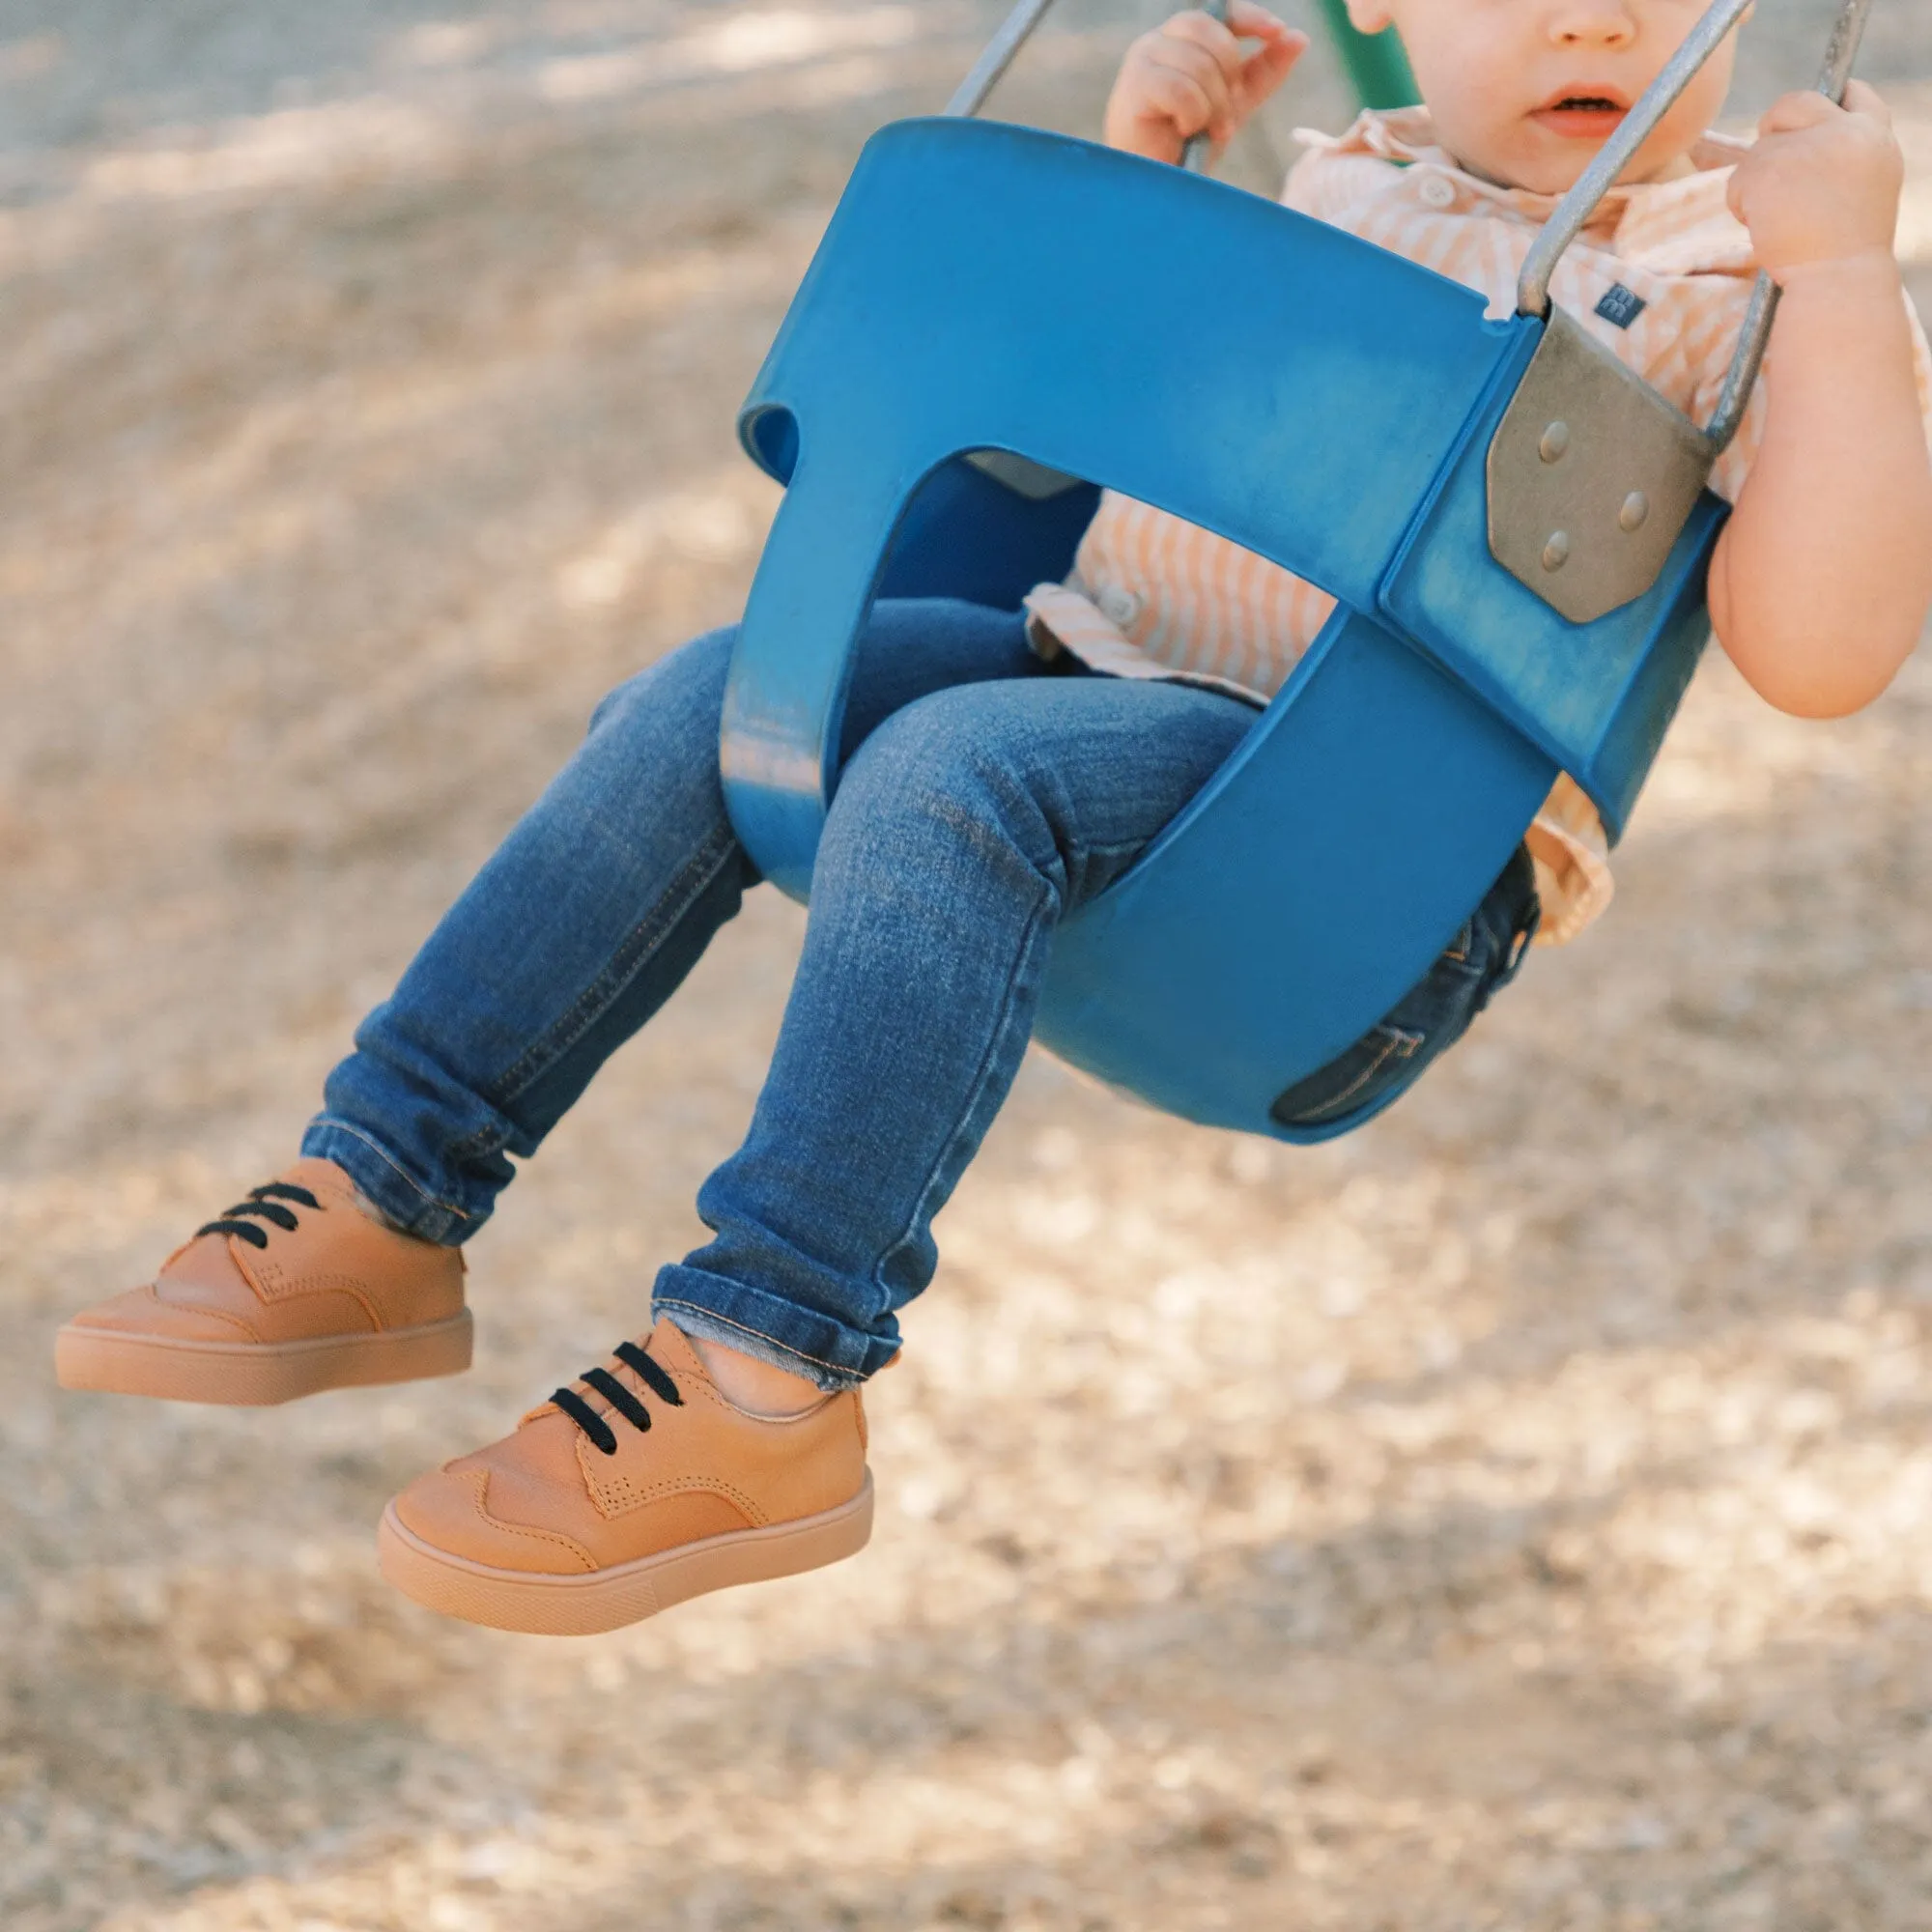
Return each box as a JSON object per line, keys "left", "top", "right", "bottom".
{"left": 722, "top": 118, "right": 1723, "bottom": 1138}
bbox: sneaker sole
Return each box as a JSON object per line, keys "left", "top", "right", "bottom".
{"left": 376, "top": 1470, "right": 875, "bottom": 1634}
{"left": 54, "top": 1310, "right": 474, "bottom": 1406}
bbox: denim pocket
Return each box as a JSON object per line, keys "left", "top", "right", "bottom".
{"left": 1268, "top": 1021, "right": 1426, "bottom": 1127}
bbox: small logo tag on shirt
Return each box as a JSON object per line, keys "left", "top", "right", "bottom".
{"left": 1594, "top": 282, "right": 1648, "bottom": 329}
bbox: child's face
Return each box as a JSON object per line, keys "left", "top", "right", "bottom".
{"left": 1348, "top": 0, "right": 1739, "bottom": 193}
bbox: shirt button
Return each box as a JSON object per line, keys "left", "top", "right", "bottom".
{"left": 1418, "top": 173, "right": 1457, "bottom": 210}
{"left": 1097, "top": 583, "right": 1144, "bottom": 629}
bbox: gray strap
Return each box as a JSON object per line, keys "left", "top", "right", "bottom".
{"left": 947, "top": 0, "right": 1064, "bottom": 119}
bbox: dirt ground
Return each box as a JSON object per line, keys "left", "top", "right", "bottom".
{"left": 5, "top": 2, "right": 1932, "bottom": 1927}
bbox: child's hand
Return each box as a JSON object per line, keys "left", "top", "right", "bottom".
{"left": 1102, "top": 3, "right": 1308, "bottom": 166}
{"left": 1726, "top": 80, "right": 1905, "bottom": 283}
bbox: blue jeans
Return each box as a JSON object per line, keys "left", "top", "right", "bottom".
{"left": 304, "top": 599, "right": 1534, "bottom": 1389}
{"left": 1266, "top": 840, "right": 1538, "bottom": 1132}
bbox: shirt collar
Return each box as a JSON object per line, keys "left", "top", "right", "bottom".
{"left": 1293, "top": 107, "right": 1753, "bottom": 258}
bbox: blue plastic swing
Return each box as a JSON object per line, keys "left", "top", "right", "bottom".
{"left": 718, "top": 0, "right": 1866, "bottom": 1142}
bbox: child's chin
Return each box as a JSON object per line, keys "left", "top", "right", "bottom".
{"left": 1496, "top": 132, "right": 1606, "bottom": 197}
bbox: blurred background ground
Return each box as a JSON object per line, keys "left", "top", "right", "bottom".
{"left": 3, "top": 1, "right": 1931, "bottom": 1926}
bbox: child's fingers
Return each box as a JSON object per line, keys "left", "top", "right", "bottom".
{"left": 1839, "top": 77, "right": 1893, "bottom": 128}
{"left": 1758, "top": 79, "right": 1891, "bottom": 132}
{"left": 1224, "top": 0, "right": 1296, "bottom": 41}
{"left": 1168, "top": 5, "right": 1304, "bottom": 122}
{"left": 1108, "top": 4, "right": 1298, "bottom": 156}
{"left": 1132, "top": 57, "right": 1224, "bottom": 142}
{"left": 1144, "top": 37, "right": 1237, "bottom": 136}
{"left": 1160, "top": 8, "right": 1248, "bottom": 90}
{"left": 1238, "top": 24, "right": 1309, "bottom": 106}
{"left": 1729, "top": 76, "right": 1904, "bottom": 277}
{"left": 1756, "top": 88, "right": 1842, "bottom": 135}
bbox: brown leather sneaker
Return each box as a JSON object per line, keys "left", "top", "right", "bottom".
{"left": 376, "top": 1318, "right": 872, "bottom": 1634}
{"left": 55, "top": 1157, "right": 470, "bottom": 1405}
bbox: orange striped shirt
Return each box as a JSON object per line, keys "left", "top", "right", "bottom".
{"left": 1025, "top": 108, "right": 1932, "bottom": 945}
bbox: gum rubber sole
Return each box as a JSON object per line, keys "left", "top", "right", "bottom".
{"left": 376, "top": 1470, "right": 875, "bottom": 1634}
{"left": 54, "top": 1309, "right": 474, "bottom": 1406}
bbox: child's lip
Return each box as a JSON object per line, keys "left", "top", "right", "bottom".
{"left": 1535, "top": 82, "right": 1632, "bottom": 113}
{"left": 1529, "top": 87, "right": 1632, "bottom": 139}
{"left": 1532, "top": 105, "right": 1629, "bottom": 139}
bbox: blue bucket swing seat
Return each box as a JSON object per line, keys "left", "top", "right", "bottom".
{"left": 718, "top": 0, "right": 1866, "bottom": 1142}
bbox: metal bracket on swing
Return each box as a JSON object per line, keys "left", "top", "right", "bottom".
{"left": 1489, "top": 0, "right": 1872, "bottom": 625}
{"left": 1486, "top": 309, "right": 1718, "bottom": 626}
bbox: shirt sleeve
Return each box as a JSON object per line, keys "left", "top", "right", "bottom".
{"left": 1524, "top": 775, "right": 1614, "bottom": 947}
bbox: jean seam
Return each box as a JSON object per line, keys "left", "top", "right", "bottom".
{"left": 871, "top": 867, "right": 1058, "bottom": 1303}
{"left": 652, "top": 1296, "right": 868, "bottom": 1379}
{"left": 477, "top": 823, "right": 741, "bottom": 1118}
{"left": 308, "top": 1120, "right": 467, "bottom": 1229}
{"left": 1409, "top": 953, "right": 1488, "bottom": 997}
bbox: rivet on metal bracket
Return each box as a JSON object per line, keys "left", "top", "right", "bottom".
{"left": 1488, "top": 307, "right": 1716, "bottom": 622}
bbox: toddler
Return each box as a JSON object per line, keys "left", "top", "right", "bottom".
{"left": 57, "top": 0, "right": 1932, "bottom": 1634}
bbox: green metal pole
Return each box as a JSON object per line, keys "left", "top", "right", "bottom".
{"left": 1313, "top": 0, "right": 1418, "bottom": 109}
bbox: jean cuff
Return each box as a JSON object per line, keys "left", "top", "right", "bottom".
{"left": 652, "top": 1264, "right": 897, "bottom": 1392}
{"left": 299, "top": 1119, "right": 478, "bottom": 1246}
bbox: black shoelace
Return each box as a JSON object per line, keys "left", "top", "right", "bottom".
{"left": 196, "top": 1181, "right": 324, "bottom": 1251}
{"left": 551, "top": 1341, "right": 684, "bottom": 1456}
